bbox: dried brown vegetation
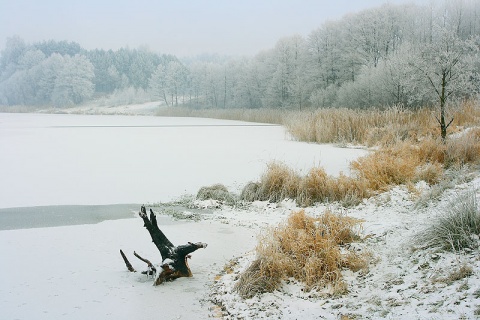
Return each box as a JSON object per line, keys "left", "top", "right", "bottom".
{"left": 284, "top": 100, "right": 480, "bottom": 146}
{"left": 240, "top": 162, "right": 370, "bottom": 206}
{"left": 234, "top": 209, "right": 368, "bottom": 298}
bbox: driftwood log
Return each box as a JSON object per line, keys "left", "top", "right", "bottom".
{"left": 120, "top": 205, "right": 207, "bottom": 285}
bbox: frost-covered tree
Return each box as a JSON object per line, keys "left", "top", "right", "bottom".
{"left": 51, "top": 54, "right": 95, "bottom": 106}
{"left": 165, "top": 61, "right": 189, "bottom": 106}
{"left": 262, "top": 35, "right": 308, "bottom": 108}
{"left": 307, "top": 21, "right": 343, "bottom": 90}
{"left": 0, "top": 36, "right": 27, "bottom": 81}
{"left": 149, "top": 64, "right": 169, "bottom": 106}
{"left": 406, "top": 27, "right": 479, "bottom": 140}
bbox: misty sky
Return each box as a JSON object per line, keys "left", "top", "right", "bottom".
{"left": 1, "top": 0, "right": 428, "bottom": 57}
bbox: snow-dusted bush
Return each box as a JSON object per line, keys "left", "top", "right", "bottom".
{"left": 239, "top": 182, "right": 261, "bottom": 202}
{"left": 196, "top": 184, "right": 235, "bottom": 203}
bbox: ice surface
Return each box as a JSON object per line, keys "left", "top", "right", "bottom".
{"left": 0, "top": 113, "right": 367, "bottom": 208}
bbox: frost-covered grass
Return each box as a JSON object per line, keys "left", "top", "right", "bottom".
{"left": 415, "top": 189, "right": 480, "bottom": 251}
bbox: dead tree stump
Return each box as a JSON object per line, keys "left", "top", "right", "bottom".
{"left": 120, "top": 205, "right": 207, "bottom": 285}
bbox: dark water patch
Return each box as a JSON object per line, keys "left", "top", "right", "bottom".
{"left": 0, "top": 204, "right": 141, "bottom": 230}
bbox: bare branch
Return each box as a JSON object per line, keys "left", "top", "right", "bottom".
{"left": 446, "top": 117, "right": 454, "bottom": 129}
{"left": 134, "top": 251, "right": 154, "bottom": 268}
{"left": 120, "top": 249, "right": 136, "bottom": 272}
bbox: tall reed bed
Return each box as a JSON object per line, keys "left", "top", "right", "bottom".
{"left": 283, "top": 101, "right": 480, "bottom": 146}
{"left": 157, "top": 100, "right": 480, "bottom": 147}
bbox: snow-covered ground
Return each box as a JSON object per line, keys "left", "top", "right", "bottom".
{"left": 39, "top": 101, "right": 162, "bottom": 116}
{"left": 1, "top": 110, "right": 479, "bottom": 319}
{"left": 207, "top": 179, "right": 480, "bottom": 319}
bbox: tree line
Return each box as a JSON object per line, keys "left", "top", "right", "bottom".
{"left": 1, "top": 1, "right": 479, "bottom": 109}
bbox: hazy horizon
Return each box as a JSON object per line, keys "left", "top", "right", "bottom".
{"left": 1, "top": 0, "right": 428, "bottom": 57}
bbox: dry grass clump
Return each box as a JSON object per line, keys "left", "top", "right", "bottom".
{"left": 350, "top": 139, "right": 446, "bottom": 191}
{"left": 297, "top": 168, "right": 370, "bottom": 206}
{"left": 351, "top": 145, "right": 422, "bottom": 191}
{"left": 234, "top": 209, "right": 367, "bottom": 298}
{"left": 258, "top": 162, "right": 301, "bottom": 202}
{"left": 241, "top": 162, "right": 370, "bottom": 206}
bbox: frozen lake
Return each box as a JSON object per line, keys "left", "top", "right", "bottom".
{"left": 0, "top": 113, "right": 367, "bottom": 209}
{"left": 0, "top": 112, "right": 371, "bottom": 320}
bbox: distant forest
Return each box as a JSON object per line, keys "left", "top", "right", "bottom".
{"left": 1, "top": 1, "right": 479, "bottom": 109}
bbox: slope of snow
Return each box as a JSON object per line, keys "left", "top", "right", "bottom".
{"left": 207, "top": 178, "right": 480, "bottom": 319}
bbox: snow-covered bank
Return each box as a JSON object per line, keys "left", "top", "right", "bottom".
{"left": 38, "top": 101, "right": 162, "bottom": 116}
{"left": 205, "top": 176, "right": 480, "bottom": 319}
{"left": 0, "top": 113, "right": 367, "bottom": 209}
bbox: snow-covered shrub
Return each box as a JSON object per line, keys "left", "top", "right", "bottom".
{"left": 196, "top": 184, "right": 235, "bottom": 203}
{"left": 240, "top": 182, "right": 261, "bottom": 202}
